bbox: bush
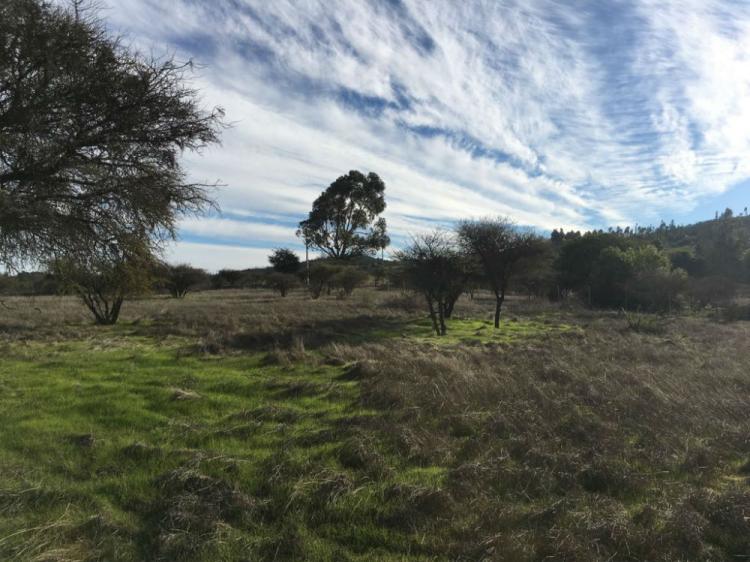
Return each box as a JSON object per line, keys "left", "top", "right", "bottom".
{"left": 50, "top": 239, "right": 153, "bottom": 325}
{"left": 396, "top": 231, "right": 465, "bottom": 336}
{"left": 621, "top": 309, "right": 666, "bottom": 334}
{"left": 307, "top": 263, "right": 338, "bottom": 299}
{"left": 212, "top": 269, "right": 245, "bottom": 289}
{"left": 720, "top": 303, "right": 750, "bottom": 322}
{"left": 577, "top": 243, "right": 687, "bottom": 312}
{"left": 267, "top": 272, "right": 298, "bottom": 297}
{"left": 687, "top": 276, "right": 737, "bottom": 308}
{"left": 161, "top": 264, "right": 209, "bottom": 298}
{"left": 332, "top": 268, "right": 368, "bottom": 297}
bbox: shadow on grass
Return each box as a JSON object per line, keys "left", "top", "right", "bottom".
{"left": 169, "top": 314, "right": 413, "bottom": 355}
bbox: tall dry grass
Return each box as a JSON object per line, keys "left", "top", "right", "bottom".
{"left": 323, "top": 317, "right": 750, "bottom": 560}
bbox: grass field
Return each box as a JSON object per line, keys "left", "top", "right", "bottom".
{"left": 1, "top": 289, "right": 749, "bottom": 561}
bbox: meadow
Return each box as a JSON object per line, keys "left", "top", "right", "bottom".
{"left": 1, "top": 289, "right": 749, "bottom": 561}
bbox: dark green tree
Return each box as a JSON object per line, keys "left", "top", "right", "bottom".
{"left": 269, "top": 248, "right": 301, "bottom": 274}
{"left": 555, "top": 232, "right": 630, "bottom": 303}
{"left": 297, "top": 171, "right": 389, "bottom": 259}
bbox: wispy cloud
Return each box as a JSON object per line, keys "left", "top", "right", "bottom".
{"left": 100, "top": 0, "right": 750, "bottom": 268}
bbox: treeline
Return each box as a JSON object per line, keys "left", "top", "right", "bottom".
{"left": 0, "top": 256, "right": 380, "bottom": 301}
{"left": 390, "top": 211, "right": 750, "bottom": 335}
{"left": 553, "top": 211, "right": 750, "bottom": 307}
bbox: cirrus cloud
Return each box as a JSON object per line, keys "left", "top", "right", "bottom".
{"left": 96, "top": 0, "right": 750, "bottom": 269}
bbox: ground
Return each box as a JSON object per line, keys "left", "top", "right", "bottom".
{"left": 0, "top": 289, "right": 749, "bottom": 561}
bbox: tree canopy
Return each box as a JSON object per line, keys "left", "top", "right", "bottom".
{"left": 297, "top": 170, "right": 389, "bottom": 259}
{"left": 269, "top": 248, "right": 301, "bottom": 274}
{"left": 397, "top": 231, "right": 465, "bottom": 336}
{"left": 0, "top": 0, "right": 224, "bottom": 268}
{"left": 457, "top": 218, "right": 544, "bottom": 327}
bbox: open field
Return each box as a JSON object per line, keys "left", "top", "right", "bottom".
{"left": 1, "top": 289, "right": 750, "bottom": 561}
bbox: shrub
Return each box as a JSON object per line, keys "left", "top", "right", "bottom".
{"left": 621, "top": 309, "right": 666, "bottom": 334}
{"left": 212, "top": 269, "right": 245, "bottom": 289}
{"left": 687, "top": 276, "right": 737, "bottom": 308}
{"left": 50, "top": 239, "right": 153, "bottom": 325}
{"left": 267, "top": 272, "right": 298, "bottom": 297}
{"left": 161, "top": 264, "right": 209, "bottom": 298}
{"left": 332, "top": 268, "right": 368, "bottom": 297}
{"left": 307, "top": 263, "right": 338, "bottom": 299}
{"left": 720, "top": 303, "right": 750, "bottom": 322}
{"left": 396, "top": 231, "right": 465, "bottom": 336}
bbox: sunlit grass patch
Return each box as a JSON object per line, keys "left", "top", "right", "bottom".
{"left": 0, "top": 335, "right": 464, "bottom": 560}
{"left": 392, "top": 316, "right": 581, "bottom": 344}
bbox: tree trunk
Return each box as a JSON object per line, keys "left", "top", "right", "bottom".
{"left": 426, "top": 295, "right": 440, "bottom": 336}
{"left": 437, "top": 297, "right": 446, "bottom": 336}
{"left": 443, "top": 290, "right": 460, "bottom": 318}
{"left": 108, "top": 296, "right": 123, "bottom": 324}
{"left": 493, "top": 289, "right": 505, "bottom": 328}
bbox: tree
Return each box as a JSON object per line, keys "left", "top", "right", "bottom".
{"left": 267, "top": 272, "right": 297, "bottom": 297}
{"left": 0, "top": 0, "right": 223, "bottom": 268}
{"left": 396, "top": 231, "right": 465, "bottom": 336}
{"left": 269, "top": 248, "right": 301, "bottom": 274}
{"left": 307, "top": 262, "right": 338, "bottom": 299}
{"left": 457, "top": 218, "right": 544, "bottom": 328}
{"left": 297, "top": 171, "right": 389, "bottom": 259}
{"left": 50, "top": 237, "right": 153, "bottom": 324}
{"left": 555, "top": 232, "right": 629, "bottom": 302}
{"left": 214, "top": 269, "right": 244, "bottom": 289}
{"left": 332, "top": 267, "right": 368, "bottom": 297}
{"left": 162, "top": 264, "right": 208, "bottom": 298}
{"left": 567, "top": 243, "right": 687, "bottom": 311}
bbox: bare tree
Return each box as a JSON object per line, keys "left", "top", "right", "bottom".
{"left": 396, "top": 231, "right": 465, "bottom": 336}
{"left": 457, "top": 218, "right": 544, "bottom": 328}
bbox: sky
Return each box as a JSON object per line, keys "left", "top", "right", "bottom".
{"left": 101, "top": 0, "right": 750, "bottom": 271}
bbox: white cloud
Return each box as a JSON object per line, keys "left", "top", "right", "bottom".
{"left": 178, "top": 217, "right": 295, "bottom": 244}
{"left": 90, "top": 0, "right": 750, "bottom": 267}
{"left": 165, "top": 241, "right": 272, "bottom": 271}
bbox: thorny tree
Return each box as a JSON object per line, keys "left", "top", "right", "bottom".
{"left": 397, "top": 231, "right": 465, "bottom": 336}
{"left": 0, "top": 0, "right": 224, "bottom": 269}
{"left": 457, "top": 218, "right": 544, "bottom": 328}
{"left": 50, "top": 237, "right": 154, "bottom": 324}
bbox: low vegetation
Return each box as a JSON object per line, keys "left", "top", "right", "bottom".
{"left": 2, "top": 3, "right": 750, "bottom": 560}
{"left": 1, "top": 288, "right": 749, "bottom": 561}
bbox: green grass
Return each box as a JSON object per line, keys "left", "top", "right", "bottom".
{"left": 0, "top": 335, "right": 451, "bottom": 561}
{"left": 2, "top": 291, "right": 750, "bottom": 561}
{"left": 393, "top": 317, "right": 580, "bottom": 344}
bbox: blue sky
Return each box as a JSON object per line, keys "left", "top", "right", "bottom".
{"left": 103, "top": 0, "right": 750, "bottom": 270}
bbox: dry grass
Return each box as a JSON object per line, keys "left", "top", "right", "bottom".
{"left": 1, "top": 288, "right": 750, "bottom": 560}
{"left": 322, "top": 314, "right": 750, "bottom": 560}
